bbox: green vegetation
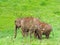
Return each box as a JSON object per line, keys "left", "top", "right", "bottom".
{"left": 0, "top": 0, "right": 60, "bottom": 45}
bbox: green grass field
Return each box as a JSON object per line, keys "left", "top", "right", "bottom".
{"left": 0, "top": 0, "right": 60, "bottom": 45}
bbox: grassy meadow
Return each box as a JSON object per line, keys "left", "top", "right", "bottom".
{"left": 0, "top": 0, "right": 60, "bottom": 45}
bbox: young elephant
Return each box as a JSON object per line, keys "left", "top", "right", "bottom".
{"left": 14, "top": 17, "right": 40, "bottom": 38}
{"left": 34, "top": 22, "right": 52, "bottom": 39}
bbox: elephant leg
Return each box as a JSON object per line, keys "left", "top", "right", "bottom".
{"left": 26, "top": 29, "right": 29, "bottom": 36}
{"left": 21, "top": 28, "right": 25, "bottom": 37}
{"left": 38, "top": 33, "right": 42, "bottom": 39}
{"left": 14, "top": 25, "right": 18, "bottom": 38}
{"left": 37, "top": 30, "right": 43, "bottom": 39}
{"left": 45, "top": 32, "right": 50, "bottom": 39}
{"left": 45, "top": 34, "right": 49, "bottom": 39}
{"left": 29, "top": 29, "right": 34, "bottom": 38}
{"left": 34, "top": 30, "right": 38, "bottom": 38}
{"left": 22, "top": 29, "right": 28, "bottom": 37}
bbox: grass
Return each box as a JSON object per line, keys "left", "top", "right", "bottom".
{"left": 0, "top": 0, "right": 60, "bottom": 45}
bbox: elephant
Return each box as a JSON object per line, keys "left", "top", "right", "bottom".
{"left": 14, "top": 17, "right": 40, "bottom": 38}
{"left": 34, "top": 22, "right": 52, "bottom": 39}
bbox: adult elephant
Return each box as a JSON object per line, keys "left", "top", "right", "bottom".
{"left": 14, "top": 17, "right": 40, "bottom": 38}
